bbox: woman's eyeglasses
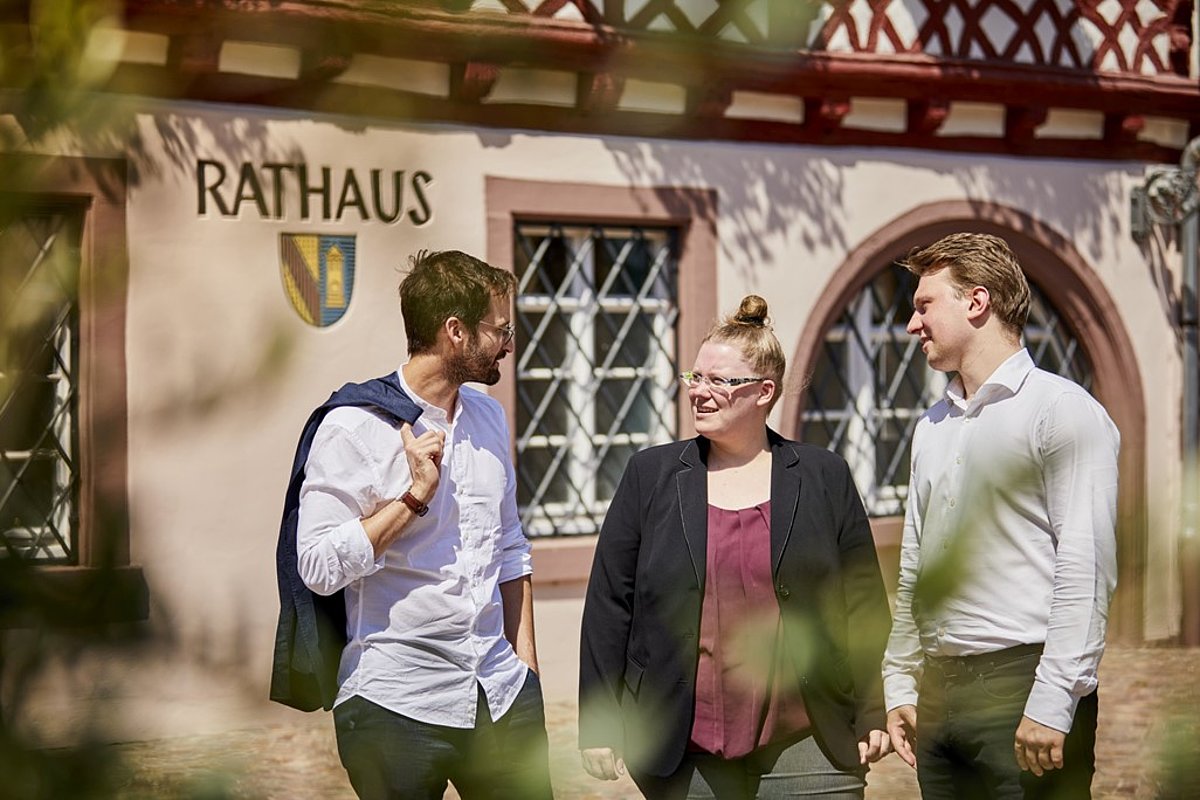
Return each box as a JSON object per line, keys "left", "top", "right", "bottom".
{"left": 678, "top": 371, "right": 766, "bottom": 389}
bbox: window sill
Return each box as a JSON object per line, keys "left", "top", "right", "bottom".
{"left": 0, "top": 564, "right": 149, "bottom": 628}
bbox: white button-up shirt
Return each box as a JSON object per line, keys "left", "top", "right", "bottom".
{"left": 296, "top": 369, "right": 533, "bottom": 728}
{"left": 882, "top": 349, "right": 1119, "bottom": 733}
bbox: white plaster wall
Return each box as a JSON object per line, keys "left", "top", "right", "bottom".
{"left": 25, "top": 102, "right": 1182, "bottom": 740}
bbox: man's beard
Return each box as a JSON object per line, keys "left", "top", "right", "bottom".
{"left": 446, "top": 337, "right": 502, "bottom": 386}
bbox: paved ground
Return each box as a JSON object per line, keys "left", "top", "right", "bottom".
{"left": 111, "top": 646, "right": 1199, "bottom": 798}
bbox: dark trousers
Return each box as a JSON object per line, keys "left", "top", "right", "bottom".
{"left": 333, "top": 671, "right": 554, "bottom": 800}
{"left": 916, "top": 645, "right": 1098, "bottom": 800}
{"left": 632, "top": 734, "right": 866, "bottom": 800}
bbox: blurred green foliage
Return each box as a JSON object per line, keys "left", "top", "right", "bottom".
{"left": 1, "top": 0, "right": 123, "bottom": 148}
{"left": 0, "top": 3, "right": 235, "bottom": 797}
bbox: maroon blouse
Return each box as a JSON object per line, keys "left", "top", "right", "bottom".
{"left": 688, "top": 502, "right": 811, "bottom": 758}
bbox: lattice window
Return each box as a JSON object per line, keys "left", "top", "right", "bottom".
{"left": 1025, "top": 286, "right": 1094, "bottom": 390}
{"left": 801, "top": 263, "right": 1095, "bottom": 517}
{"left": 0, "top": 207, "right": 81, "bottom": 562}
{"left": 514, "top": 222, "right": 679, "bottom": 536}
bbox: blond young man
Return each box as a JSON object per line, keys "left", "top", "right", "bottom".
{"left": 882, "top": 233, "right": 1119, "bottom": 799}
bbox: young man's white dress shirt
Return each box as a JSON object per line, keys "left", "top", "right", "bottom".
{"left": 882, "top": 348, "right": 1119, "bottom": 733}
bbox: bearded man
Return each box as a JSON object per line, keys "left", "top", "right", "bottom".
{"left": 293, "top": 250, "right": 553, "bottom": 799}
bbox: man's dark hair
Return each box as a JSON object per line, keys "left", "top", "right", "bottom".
{"left": 398, "top": 250, "right": 517, "bottom": 355}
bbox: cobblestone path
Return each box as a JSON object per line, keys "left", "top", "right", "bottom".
{"left": 113, "top": 647, "right": 1199, "bottom": 799}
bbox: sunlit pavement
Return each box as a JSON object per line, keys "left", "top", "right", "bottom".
{"left": 111, "top": 645, "right": 1199, "bottom": 798}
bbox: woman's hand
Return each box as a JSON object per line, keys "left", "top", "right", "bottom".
{"left": 857, "top": 729, "right": 894, "bottom": 764}
{"left": 581, "top": 747, "right": 626, "bottom": 781}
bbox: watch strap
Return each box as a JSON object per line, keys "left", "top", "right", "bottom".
{"left": 399, "top": 490, "right": 429, "bottom": 517}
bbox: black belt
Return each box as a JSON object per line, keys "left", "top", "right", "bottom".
{"left": 925, "top": 643, "right": 1044, "bottom": 680}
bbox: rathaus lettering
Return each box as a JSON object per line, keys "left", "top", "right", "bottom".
{"left": 196, "top": 160, "right": 433, "bottom": 224}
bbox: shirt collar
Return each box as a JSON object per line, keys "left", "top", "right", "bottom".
{"left": 944, "top": 348, "right": 1035, "bottom": 411}
{"left": 395, "top": 366, "right": 454, "bottom": 424}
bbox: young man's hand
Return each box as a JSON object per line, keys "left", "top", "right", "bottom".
{"left": 887, "top": 705, "right": 918, "bottom": 768}
{"left": 1015, "top": 716, "right": 1066, "bottom": 776}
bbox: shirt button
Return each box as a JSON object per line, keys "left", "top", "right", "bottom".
{"left": 937, "top": 626, "right": 946, "bottom": 637}
{"left": 948, "top": 498, "right": 956, "bottom": 508}
{"left": 955, "top": 455, "right": 962, "bottom": 465}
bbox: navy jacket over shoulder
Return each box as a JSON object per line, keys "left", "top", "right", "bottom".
{"left": 270, "top": 373, "right": 421, "bottom": 712}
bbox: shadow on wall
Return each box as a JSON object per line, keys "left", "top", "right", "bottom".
{"left": 596, "top": 139, "right": 1139, "bottom": 299}
{"left": 142, "top": 111, "right": 306, "bottom": 190}
{"left": 602, "top": 138, "right": 854, "bottom": 285}
{"left": 947, "top": 158, "right": 1132, "bottom": 265}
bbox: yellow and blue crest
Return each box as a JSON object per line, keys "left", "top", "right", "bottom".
{"left": 280, "top": 233, "right": 356, "bottom": 327}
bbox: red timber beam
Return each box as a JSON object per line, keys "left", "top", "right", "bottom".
{"left": 102, "top": 1, "right": 1200, "bottom": 162}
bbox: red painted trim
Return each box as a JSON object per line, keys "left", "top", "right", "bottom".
{"left": 907, "top": 98, "right": 950, "bottom": 136}
{"left": 578, "top": 72, "right": 625, "bottom": 113}
{"left": 450, "top": 61, "right": 500, "bottom": 104}
{"left": 100, "top": 62, "right": 1192, "bottom": 164}
{"left": 1005, "top": 106, "right": 1048, "bottom": 142}
{"left": 114, "top": 1, "right": 1200, "bottom": 120}
{"left": 529, "top": 535, "right": 597, "bottom": 587}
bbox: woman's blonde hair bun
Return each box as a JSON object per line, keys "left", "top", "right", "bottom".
{"left": 731, "top": 294, "right": 770, "bottom": 327}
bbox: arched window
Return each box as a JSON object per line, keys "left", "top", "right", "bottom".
{"left": 799, "top": 262, "right": 1095, "bottom": 517}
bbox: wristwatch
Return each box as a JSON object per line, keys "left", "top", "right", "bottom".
{"left": 398, "top": 490, "right": 429, "bottom": 517}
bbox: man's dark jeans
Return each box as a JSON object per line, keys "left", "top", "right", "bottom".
{"left": 916, "top": 645, "right": 1098, "bottom": 800}
{"left": 333, "top": 670, "right": 554, "bottom": 799}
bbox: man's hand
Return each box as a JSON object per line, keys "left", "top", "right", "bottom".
{"left": 1014, "top": 716, "right": 1066, "bottom": 776}
{"left": 400, "top": 422, "right": 445, "bottom": 500}
{"left": 887, "top": 705, "right": 918, "bottom": 768}
{"left": 581, "top": 747, "right": 625, "bottom": 781}
{"left": 858, "top": 729, "right": 893, "bottom": 764}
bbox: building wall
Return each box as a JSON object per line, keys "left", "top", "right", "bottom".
{"left": 14, "top": 101, "right": 1184, "bottom": 740}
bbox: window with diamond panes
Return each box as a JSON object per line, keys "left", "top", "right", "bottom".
{"left": 0, "top": 207, "right": 82, "bottom": 562}
{"left": 801, "top": 262, "right": 1094, "bottom": 517}
{"left": 514, "top": 223, "right": 679, "bottom": 536}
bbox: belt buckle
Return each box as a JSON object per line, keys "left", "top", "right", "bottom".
{"left": 937, "top": 656, "right": 967, "bottom": 680}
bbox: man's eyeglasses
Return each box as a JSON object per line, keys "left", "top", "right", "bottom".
{"left": 679, "top": 371, "right": 766, "bottom": 389}
{"left": 477, "top": 320, "right": 516, "bottom": 345}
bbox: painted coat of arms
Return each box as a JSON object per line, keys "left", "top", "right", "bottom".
{"left": 280, "top": 233, "right": 356, "bottom": 327}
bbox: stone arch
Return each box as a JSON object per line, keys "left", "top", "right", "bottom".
{"left": 781, "top": 200, "right": 1147, "bottom": 640}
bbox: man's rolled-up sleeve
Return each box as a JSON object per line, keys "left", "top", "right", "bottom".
{"left": 296, "top": 420, "right": 386, "bottom": 596}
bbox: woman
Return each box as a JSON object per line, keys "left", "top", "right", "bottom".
{"left": 578, "top": 296, "right": 892, "bottom": 799}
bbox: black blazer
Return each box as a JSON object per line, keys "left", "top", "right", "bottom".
{"left": 578, "top": 430, "right": 891, "bottom": 777}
